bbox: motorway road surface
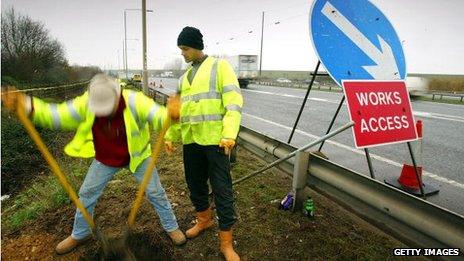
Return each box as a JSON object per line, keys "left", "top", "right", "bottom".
{"left": 151, "top": 77, "right": 464, "bottom": 216}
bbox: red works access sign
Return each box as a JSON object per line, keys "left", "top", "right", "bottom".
{"left": 342, "top": 80, "right": 418, "bottom": 148}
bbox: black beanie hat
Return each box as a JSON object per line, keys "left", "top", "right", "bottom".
{"left": 177, "top": 26, "right": 204, "bottom": 50}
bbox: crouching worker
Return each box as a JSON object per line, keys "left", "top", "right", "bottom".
{"left": 1, "top": 74, "right": 186, "bottom": 255}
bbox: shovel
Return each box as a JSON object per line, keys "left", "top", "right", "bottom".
{"left": 127, "top": 116, "right": 171, "bottom": 227}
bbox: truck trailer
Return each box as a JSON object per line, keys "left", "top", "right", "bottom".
{"left": 225, "top": 55, "right": 259, "bottom": 88}
{"left": 406, "top": 76, "right": 429, "bottom": 96}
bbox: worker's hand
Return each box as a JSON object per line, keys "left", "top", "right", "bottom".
{"left": 219, "top": 138, "right": 235, "bottom": 155}
{"left": 1, "top": 86, "right": 32, "bottom": 116}
{"left": 167, "top": 95, "right": 181, "bottom": 121}
{"left": 164, "top": 141, "right": 175, "bottom": 155}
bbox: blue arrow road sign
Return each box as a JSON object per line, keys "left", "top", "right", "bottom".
{"left": 310, "top": 0, "right": 406, "bottom": 86}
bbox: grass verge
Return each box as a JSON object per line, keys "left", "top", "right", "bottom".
{"left": 1, "top": 157, "right": 91, "bottom": 231}
{"left": 413, "top": 96, "right": 464, "bottom": 105}
{"left": 2, "top": 140, "right": 411, "bottom": 259}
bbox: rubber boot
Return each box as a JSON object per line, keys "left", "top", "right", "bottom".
{"left": 219, "top": 230, "right": 240, "bottom": 261}
{"left": 186, "top": 208, "right": 215, "bottom": 238}
{"left": 55, "top": 235, "right": 90, "bottom": 255}
{"left": 168, "top": 229, "right": 187, "bottom": 245}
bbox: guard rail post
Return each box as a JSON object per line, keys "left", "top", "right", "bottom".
{"left": 292, "top": 151, "right": 310, "bottom": 212}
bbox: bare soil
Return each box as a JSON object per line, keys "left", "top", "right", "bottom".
{"left": 2, "top": 146, "right": 409, "bottom": 260}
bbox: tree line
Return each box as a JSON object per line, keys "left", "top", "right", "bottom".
{"left": 1, "top": 8, "right": 101, "bottom": 88}
{"left": 1, "top": 8, "right": 101, "bottom": 197}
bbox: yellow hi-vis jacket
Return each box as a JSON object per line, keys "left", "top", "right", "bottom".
{"left": 31, "top": 89, "right": 167, "bottom": 172}
{"left": 165, "top": 56, "right": 243, "bottom": 145}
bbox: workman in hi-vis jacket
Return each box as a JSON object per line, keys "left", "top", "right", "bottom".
{"left": 1, "top": 74, "right": 186, "bottom": 254}
{"left": 164, "top": 26, "right": 243, "bottom": 261}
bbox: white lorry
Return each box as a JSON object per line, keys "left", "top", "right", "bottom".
{"left": 406, "top": 76, "right": 429, "bottom": 96}
{"left": 225, "top": 55, "right": 259, "bottom": 88}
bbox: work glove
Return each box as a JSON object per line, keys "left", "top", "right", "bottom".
{"left": 164, "top": 141, "right": 175, "bottom": 155}
{"left": 219, "top": 138, "right": 235, "bottom": 155}
{"left": 167, "top": 94, "right": 181, "bottom": 121}
{"left": 1, "top": 86, "right": 32, "bottom": 116}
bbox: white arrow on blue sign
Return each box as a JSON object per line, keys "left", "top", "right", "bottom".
{"left": 310, "top": 0, "right": 406, "bottom": 85}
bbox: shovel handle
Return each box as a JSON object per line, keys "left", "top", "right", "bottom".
{"left": 14, "top": 98, "right": 95, "bottom": 229}
{"left": 127, "top": 116, "right": 171, "bottom": 227}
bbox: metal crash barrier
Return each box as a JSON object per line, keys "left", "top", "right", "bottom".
{"left": 237, "top": 126, "right": 464, "bottom": 251}
{"left": 152, "top": 88, "right": 464, "bottom": 251}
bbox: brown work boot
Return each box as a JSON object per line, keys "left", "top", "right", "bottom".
{"left": 219, "top": 230, "right": 240, "bottom": 261}
{"left": 55, "top": 235, "right": 90, "bottom": 255}
{"left": 168, "top": 229, "right": 186, "bottom": 245}
{"left": 186, "top": 208, "right": 215, "bottom": 238}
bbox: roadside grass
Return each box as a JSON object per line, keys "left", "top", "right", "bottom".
{"left": 413, "top": 95, "right": 464, "bottom": 105}
{"left": 313, "top": 85, "right": 343, "bottom": 93}
{"left": 257, "top": 74, "right": 464, "bottom": 94}
{"left": 250, "top": 83, "right": 343, "bottom": 93}
{"left": 254, "top": 82, "right": 464, "bottom": 105}
{"left": 2, "top": 135, "right": 410, "bottom": 259}
{"left": 1, "top": 157, "right": 139, "bottom": 231}
{"left": 1, "top": 157, "right": 91, "bottom": 231}
{"left": 168, "top": 146, "right": 408, "bottom": 260}
{"left": 429, "top": 77, "right": 464, "bottom": 93}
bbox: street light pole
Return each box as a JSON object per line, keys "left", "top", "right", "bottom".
{"left": 259, "top": 11, "right": 265, "bottom": 77}
{"left": 142, "top": 0, "right": 148, "bottom": 94}
{"left": 122, "top": 40, "right": 125, "bottom": 74}
{"left": 123, "top": 8, "right": 153, "bottom": 86}
{"left": 117, "top": 49, "right": 120, "bottom": 72}
{"left": 124, "top": 11, "right": 128, "bottom": 79}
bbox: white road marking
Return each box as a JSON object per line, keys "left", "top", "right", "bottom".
{"left": 414, "top": 111, "right": 464, "bottom": 123}
{"left": 242, "top": 112, "right": 464, "bottom": 190}
{"left": 244, "top": 89, "right": 464, "bottom": 123}
{"left": 243, "top": 89, "right": 339, "bottom": 104}
{"left": 310, "top": 97, "right": 329, "bottom": 102}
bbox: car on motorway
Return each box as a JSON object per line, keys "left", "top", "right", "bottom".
{"left": 276, "top": 78, "right": 292, "bottom": 83}
{"left": 160, "top": 71, "right": 174, "bottom": 78}
{"left": 132, "top": 74, "right": 142, "bottom": 82}
{"left": 303, "top": 79, "right": 319, "bottom": 85}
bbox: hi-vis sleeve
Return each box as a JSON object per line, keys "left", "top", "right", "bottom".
{"left": 32, "top": 92, "right": 88, "bottom": 131}
{"left": 218, "top": 59, "right": 243, "bottom": 140}
{"left": 128, "top": 91, "right": 168, "bottom": 132}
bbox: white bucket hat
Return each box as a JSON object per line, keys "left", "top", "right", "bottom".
{"left": 88, "top": 74, "right": 121, "bottom": 116}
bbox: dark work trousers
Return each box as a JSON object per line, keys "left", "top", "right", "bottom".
{"left": 183, "top": 143, "right": 236, "bottom": 231}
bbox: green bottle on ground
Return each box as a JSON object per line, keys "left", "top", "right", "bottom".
{"left": 303, "top": 196, "right": 315, "bottom": 218}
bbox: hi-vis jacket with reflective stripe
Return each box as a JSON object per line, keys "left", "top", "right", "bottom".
{"left": 165, "top": 56, "right": 243, "bottom": 145}
{"left": 31, "top": 89, "right": 167, "bottom": 172}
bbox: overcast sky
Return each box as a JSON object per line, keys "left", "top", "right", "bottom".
{"left": 2, "top": 0, "right": 463, "bottom": 75}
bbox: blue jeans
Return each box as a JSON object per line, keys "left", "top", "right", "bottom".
{"left": 71, "top": 158, "right": 179, "bottom": 239}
